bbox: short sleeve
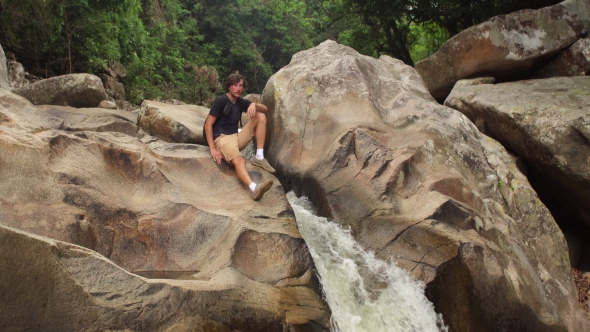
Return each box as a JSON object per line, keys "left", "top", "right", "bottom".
{"left": 238, "top": 98, "right": 252, "bottom": 112}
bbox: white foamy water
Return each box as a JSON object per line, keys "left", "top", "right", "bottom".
{"left": 287, "top": 192, "right": 447, "bottom": 332}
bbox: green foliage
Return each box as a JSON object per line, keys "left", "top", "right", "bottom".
{"left": 408, "top": 21, "right": 449, "bottom": 62}
{"left": 407, "top": 0, "right": 563, "bottom": 36}
{"left": 0, "top": 0, "right": 564, "bottom": 107}
{"left": 196, "top": 0, "right": 315, "bottom": 92}
{"left": 309, "top": 0, "right": 562, "bottom": 65}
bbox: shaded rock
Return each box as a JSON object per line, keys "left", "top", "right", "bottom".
{"left": 7, "top": 59, "right": 28, "bottom": 89}
{"left": 537, "top": 37, "right": 590, "bottom": 78}
{"left": 0, "top": 225, "right": 327, "bottom": 331}
{"left": 101, "top": 74, "right": 126, "bottom": 100}
{"left": 244, "top": 93, "right": 261, "bottom": 103}
{"left": 0, "top": 88, "right": 329, "bottom": 330}
{"left": 155, "top": 98, "right": 186, "bottom": 105}
{"left": 137, "top": 100, "right": 208, "bottom": 144}
{"left": 117, "top": 99, "right": 135, "bottom": 112}
{"left": 185, "top": 65, "right": 222, "bottom": 105}
{"left": 445, "top": 76, "right": 590, "bottom": 261}
{"left": 454, "top": 76, "right": 496, "bottom": 87}
{"left": 0, "top": 43, "right": 8, "bottom": 90}
{"left": 415, "top": 0, "right": 590, "bottom": 100}
{"left": 12, "top": 73, "right": 108, "bottom": 107}
{"left": 263, "top": 40, "right": 589, "bottom": 331}
{"left": 98, "top": 100, "right": 117, "bottom": 109}
{"left": 108, "top": 61, "right": 127, "bottom": 79}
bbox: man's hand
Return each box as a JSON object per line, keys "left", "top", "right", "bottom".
{"left": 210, "top": 147, "right": 223, "bottom": 165}
{"left": 247, "top": 103, "right": 257, "bottom": 118}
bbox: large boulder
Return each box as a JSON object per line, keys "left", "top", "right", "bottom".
{"left": 537, "top": 37, "right": 590, "bottom": 78}
{"left": 12, "top": 73, "right": 108, "bottom": 107}
{"left": 0, "top": 43, "right": 9, "bottom": 90}
{"left": 415, "top": 0, "right": 590, "bottom": 100}
{"left": 0, "top": 225, "right": 326, "bottom": 331}
{"left": 445, "top": 76, "right": 590, "bottom": 267}
{"left": 137, "top": 99, "right": 209, "bottom": 144}
{"left": 0, "top": 88, "right": 329, "bottom": 331}
{"left": 263, "top": 40, "right": 589, "bottom": 331}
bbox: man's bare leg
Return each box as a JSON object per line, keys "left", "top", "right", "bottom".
{"left": 232, "top": 155, "right": 272, "bottom": 201}
{"left": 248, "top": 113, "right": 275, "bottom": 173}
{"left": 232, "top": 156, "right": 253, "bottom": 186}
{"left": 249, "top": 112, "right": 266, "bottom": 149}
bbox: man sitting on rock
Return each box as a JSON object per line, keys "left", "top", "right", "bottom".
{"left": 205, "top": 73, "right": 276, "bottom": 201}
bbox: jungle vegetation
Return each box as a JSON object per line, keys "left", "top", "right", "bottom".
{"left": 0, "top": 0, "right": 561, "bottom": 105}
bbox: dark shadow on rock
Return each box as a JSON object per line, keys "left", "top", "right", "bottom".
{"left": 426, "top": 243, "right": 569, "bottom": 332}
{"left": 525, "top": 161, "right": 590, "bottom": 271}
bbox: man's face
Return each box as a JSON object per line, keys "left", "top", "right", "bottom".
{"left": 228, "top": 79, "right": 244, "bottom": 98}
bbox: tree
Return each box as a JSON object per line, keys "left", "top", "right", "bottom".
{"left": 196, "top": 0, "right": 315, "bottom": 92}
{"left": 0, "top": 0, "right": 153, "bottom": 76}
{"left": 309, "top": 0, "right": 563, "bottom": 66}
{"left": 407, "top": 0, "right": 563, "bottom": 36}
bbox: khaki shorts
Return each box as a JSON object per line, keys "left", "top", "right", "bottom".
{"left": 214, "top": 120, "right": 255, "bottom": 163}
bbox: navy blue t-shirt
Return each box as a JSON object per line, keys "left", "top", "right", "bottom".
{"left": 208, "top": 94, "right": 252, "bottom": 140}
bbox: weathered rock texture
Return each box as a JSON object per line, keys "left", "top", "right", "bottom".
{"left": 0, "top": 88, "right": 329, "bottom": 331}
{"left": 37, "top": 104, "right": 138, "bottom": 124}
{"left": 263, "top": 40, "right": 589, "bottom": 331}
{"left": 137, "top": 99, "right": 209, "bottom": 144}
{"left": 445, "top": 76, "right": 590, "bottom": 268}
{"left": 7, "top": 59, "right": 28, "bottom": 89}
{"left": 12, "top": 73, "right": 108, "bottom": 107}
{"left": 98, "top": 99, "right": 117, "bottom": 109}
{"left": 0, "top": 44, "right": 9, "bottom": 90}
{"left": 415, "top": 0, "right": 590, "bottom": 100}
{"left": 101, "top": 74, "right": 126, "bottom": 100}
{"left": 244, "top": 93, "right": 261, "bottom": 103}
{"left": 108, "top": 61, "right": 127, "bottom": 79}
{"left": 537, "top": 37, "right": 590, "bottom": 78}
{"left": 0, "top": 225, "right": 325, "bottom": 332}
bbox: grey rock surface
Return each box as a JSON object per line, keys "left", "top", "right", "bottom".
{"left": 0, "top": 224, "right": 326, "bottom": 332}
{"left": 7, "top": 59, "right": 28, "bottom": 89}
{"left": 98, "top": 100, "right": 117, "bottom": 109}
{"left": 415, "top": 0, "right": 590, "bottom": 100}
{"left": 12, "top": 73, "right": 108, "bottom": 107}
{"left": 445, "top": 76, "right": 590, "bottom": 263}
{"left": 137, "top": 99, "right": 209, "bottom": 144}
{"left": 263, "top": 40, "right": 589, "bottom": 332}
{"left": 102, "top": 74, "right": 126, "bottom": 100}
{"left": 0, "top": 43, "right": 9, "bottom": 90}
{"left": 537, "top": 37, "right": 590, "bottom": 78}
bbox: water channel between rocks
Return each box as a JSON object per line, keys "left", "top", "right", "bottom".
{"left": 287, "top": 192, "right": 448, "bottom": 332}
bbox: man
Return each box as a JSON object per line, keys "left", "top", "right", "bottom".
{"left": 205, "top": 73, "right": 276, "bottom": 201}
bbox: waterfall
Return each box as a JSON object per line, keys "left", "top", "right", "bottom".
{"left": 287, "top": 192, "right": 447, "bottom": 332}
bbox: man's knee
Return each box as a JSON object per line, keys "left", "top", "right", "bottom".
{"left": 231, "top": 155, "right": 246, "bottom": 167}
{"left": 256, "top": 112, "right": 267, "bottom": 125}
{"left": 249, "top": 112, "right": 266, "bottom": 132}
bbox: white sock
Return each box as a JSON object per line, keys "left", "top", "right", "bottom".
{"left": 256, "top": 149, "right": 264, "bottom": 160}
{"left": 249, "top": 182, "right": 256, "bottom": 192}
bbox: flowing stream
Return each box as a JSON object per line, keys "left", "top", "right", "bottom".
{"left": 287, "top": 192, "right": 447, "bottom": 332}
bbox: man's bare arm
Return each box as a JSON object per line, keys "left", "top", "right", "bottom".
{"left": 247, "top": 102, "right": 268, "bottom": 118}
{"left": 205, "top": 114, "right": 223, "bottom": 164}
